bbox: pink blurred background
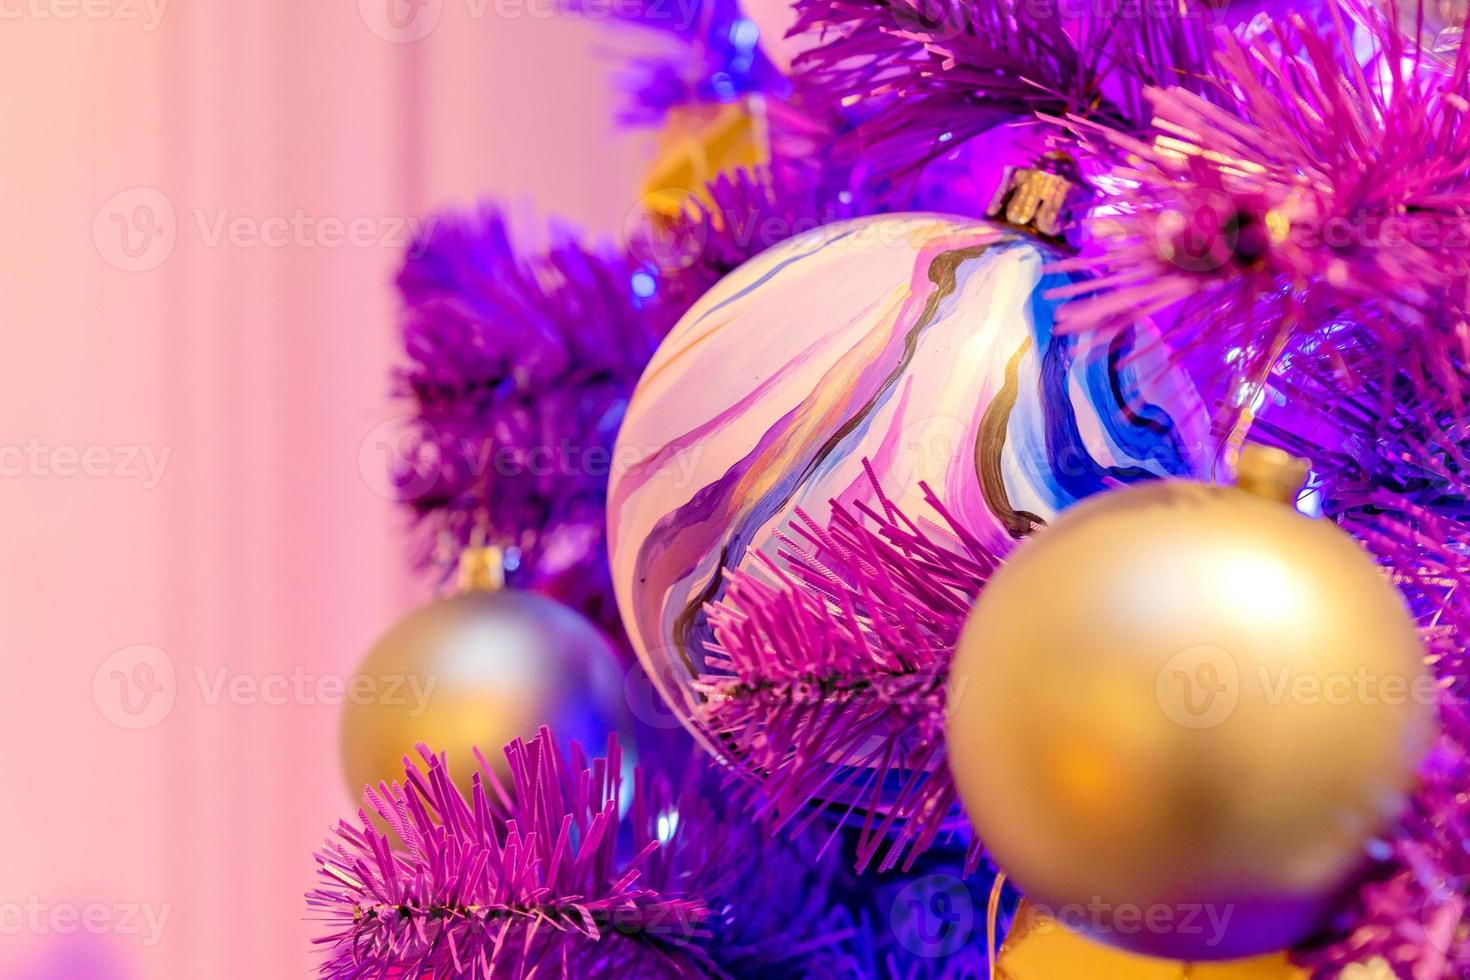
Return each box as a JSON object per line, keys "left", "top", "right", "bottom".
{"left": 0, "top": 3, "right": 695, "bottom": 976}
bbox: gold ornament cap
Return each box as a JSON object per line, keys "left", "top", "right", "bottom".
{"left": 639, "top": 96, "right": 772, "bottom": 222}
{"left": 1234, "top": 444, "right": 1311, "bottom": 505}
{"left": 456, "top": 545, "right": 506, "bottom": 593}
{"left": 986, "top": 156, "right": 1078, "bottom": 239}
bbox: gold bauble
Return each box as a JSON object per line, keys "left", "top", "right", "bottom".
{"left": 948, "top": 448, "right": 1434, "bottom": 960}
{"left": 639, "top": 96, "right": 771, "bottom": 222}
{"left": 340, "top": 570, "right": 633, "bottom": 804}
{"left": 997, "top": 900, "right": 1308, "bottom": 979}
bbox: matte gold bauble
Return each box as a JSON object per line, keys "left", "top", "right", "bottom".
{"left": 340, "top": 554, "right": 633, "bottom": 803}
{"left": 948, "top": 447, "right": 1435, "bottom": 961}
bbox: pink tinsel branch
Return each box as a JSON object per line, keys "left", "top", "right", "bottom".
{"left": 790, "top": 0, "right": 1219, "bottom": 187}
{"left": 1057, "top": 2, "right": 1470, "bottom": 426}
{"left": 697, "top": 467, "right": 1004, "bottom": 873}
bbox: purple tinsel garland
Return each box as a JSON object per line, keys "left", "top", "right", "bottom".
{"left": 309, "top": 729, "right": 860, "bottom": 978}
{"left": 1055, "top": 6, "right": 1470, "bottom": 417}
{"left": 1249, "top": 354, "right": 1470, "bottom": 974}
{"left": 700, "top": 466, "right": 1003, "bottom": 876}
{"left": 394, "top": 208, "right": 679, "bottom": 639}
{"left": 584, "top": 0, "right": 789, "bottom": 121}
{"left": 787, "top": 0, "right": 1219, "bottom": 201}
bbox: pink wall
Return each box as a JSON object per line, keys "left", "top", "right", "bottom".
{"left": 0, "top": 5, "right": 655, "bottom": 976}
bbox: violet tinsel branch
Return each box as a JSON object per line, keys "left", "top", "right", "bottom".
{"left": 394, "top": 207, "right": 678, "bottom": 638}
{"left": 573, "top": 0, "right": 788, "bottom": 122}
{"left": 788, "top": 0, "right": 1219, "bottom": 197}
{"left": 1250, "top": 355, "right": 1470, "bottom": 975}
{"left": 697, "top": 465, "right": 1004, "bottom": 875}
{"left": 310, "top": 728, "right": 861, "bottom": 979}
{"left": 1055, "top": 2, "right": 1470, "bottom": 426}
{"left": 650, "top": 167, "right": 871, "bottom": 310}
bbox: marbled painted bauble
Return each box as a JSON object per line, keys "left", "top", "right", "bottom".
{"left": 340, "top": 588, "right": 634, "bottom": 803}
{"left": 607, "top": 213, "right": 1211, "bottom": 770}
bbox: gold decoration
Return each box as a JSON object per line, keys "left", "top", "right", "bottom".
{"left": 948, "top": 445, "right": 1435, "bottom": 960}
{"left": 996, "top": 902, "right": 1308, "bottom": 980}
{"left": 339, "top": 548, "right": 632, "bottom": 806}
{"left": 455, "top": 544, "right": 506, "bottom": 592}
{"left": 639, "top": 95, "right": 772, "bottom": 221}
{"left": 1339, "top": 957, "right": 1397, "bottom": 980}
{"left": 985, "top": 155, "right": 1078, "bottom": 239}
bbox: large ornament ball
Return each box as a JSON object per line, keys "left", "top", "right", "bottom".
{"left": 947, "top": 467, "right": 1435, "bottom": 961}
{"left": 340, "top": 588, "right": 633, "bottom": 802}
{"left": 608, "top": 213, "right": 1209, "bottom": 769}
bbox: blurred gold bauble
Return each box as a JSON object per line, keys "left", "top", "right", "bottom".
{"left": 639, "top": 97, "right": 771, "bottom": 222}
{"left": 948, "top": 447, "right": 1435, "bottom": 960}
{"left": 340, "top": 559, "right": 633, "bottom": 804}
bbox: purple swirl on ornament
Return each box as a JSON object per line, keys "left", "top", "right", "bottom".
{"left": 607, "top": 214, "right": 1211, "bottom": 750}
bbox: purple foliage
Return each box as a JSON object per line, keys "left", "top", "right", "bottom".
{"left": 648, "top": 166, "right": 870, "bottom": 310}
{"left": 1056, "top": 5, "right": 1470, "bottom": 422}
{"left": 394, "top": 208, "right": 677, "bottom": 639}
{"left": 1255, "top": 363, "right": 1470, "bottom": 976}
{"left": 310, "top": 729, "right": 858, "bottom": 979}
{"left": 698, "top": 467, "right": 1004, "bottom": 874}
{"left": 581, "top": 0, "right": 789, "bottom": 121}
{"left": 788, "top": 0, "right": 1218, "bottom": 200}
